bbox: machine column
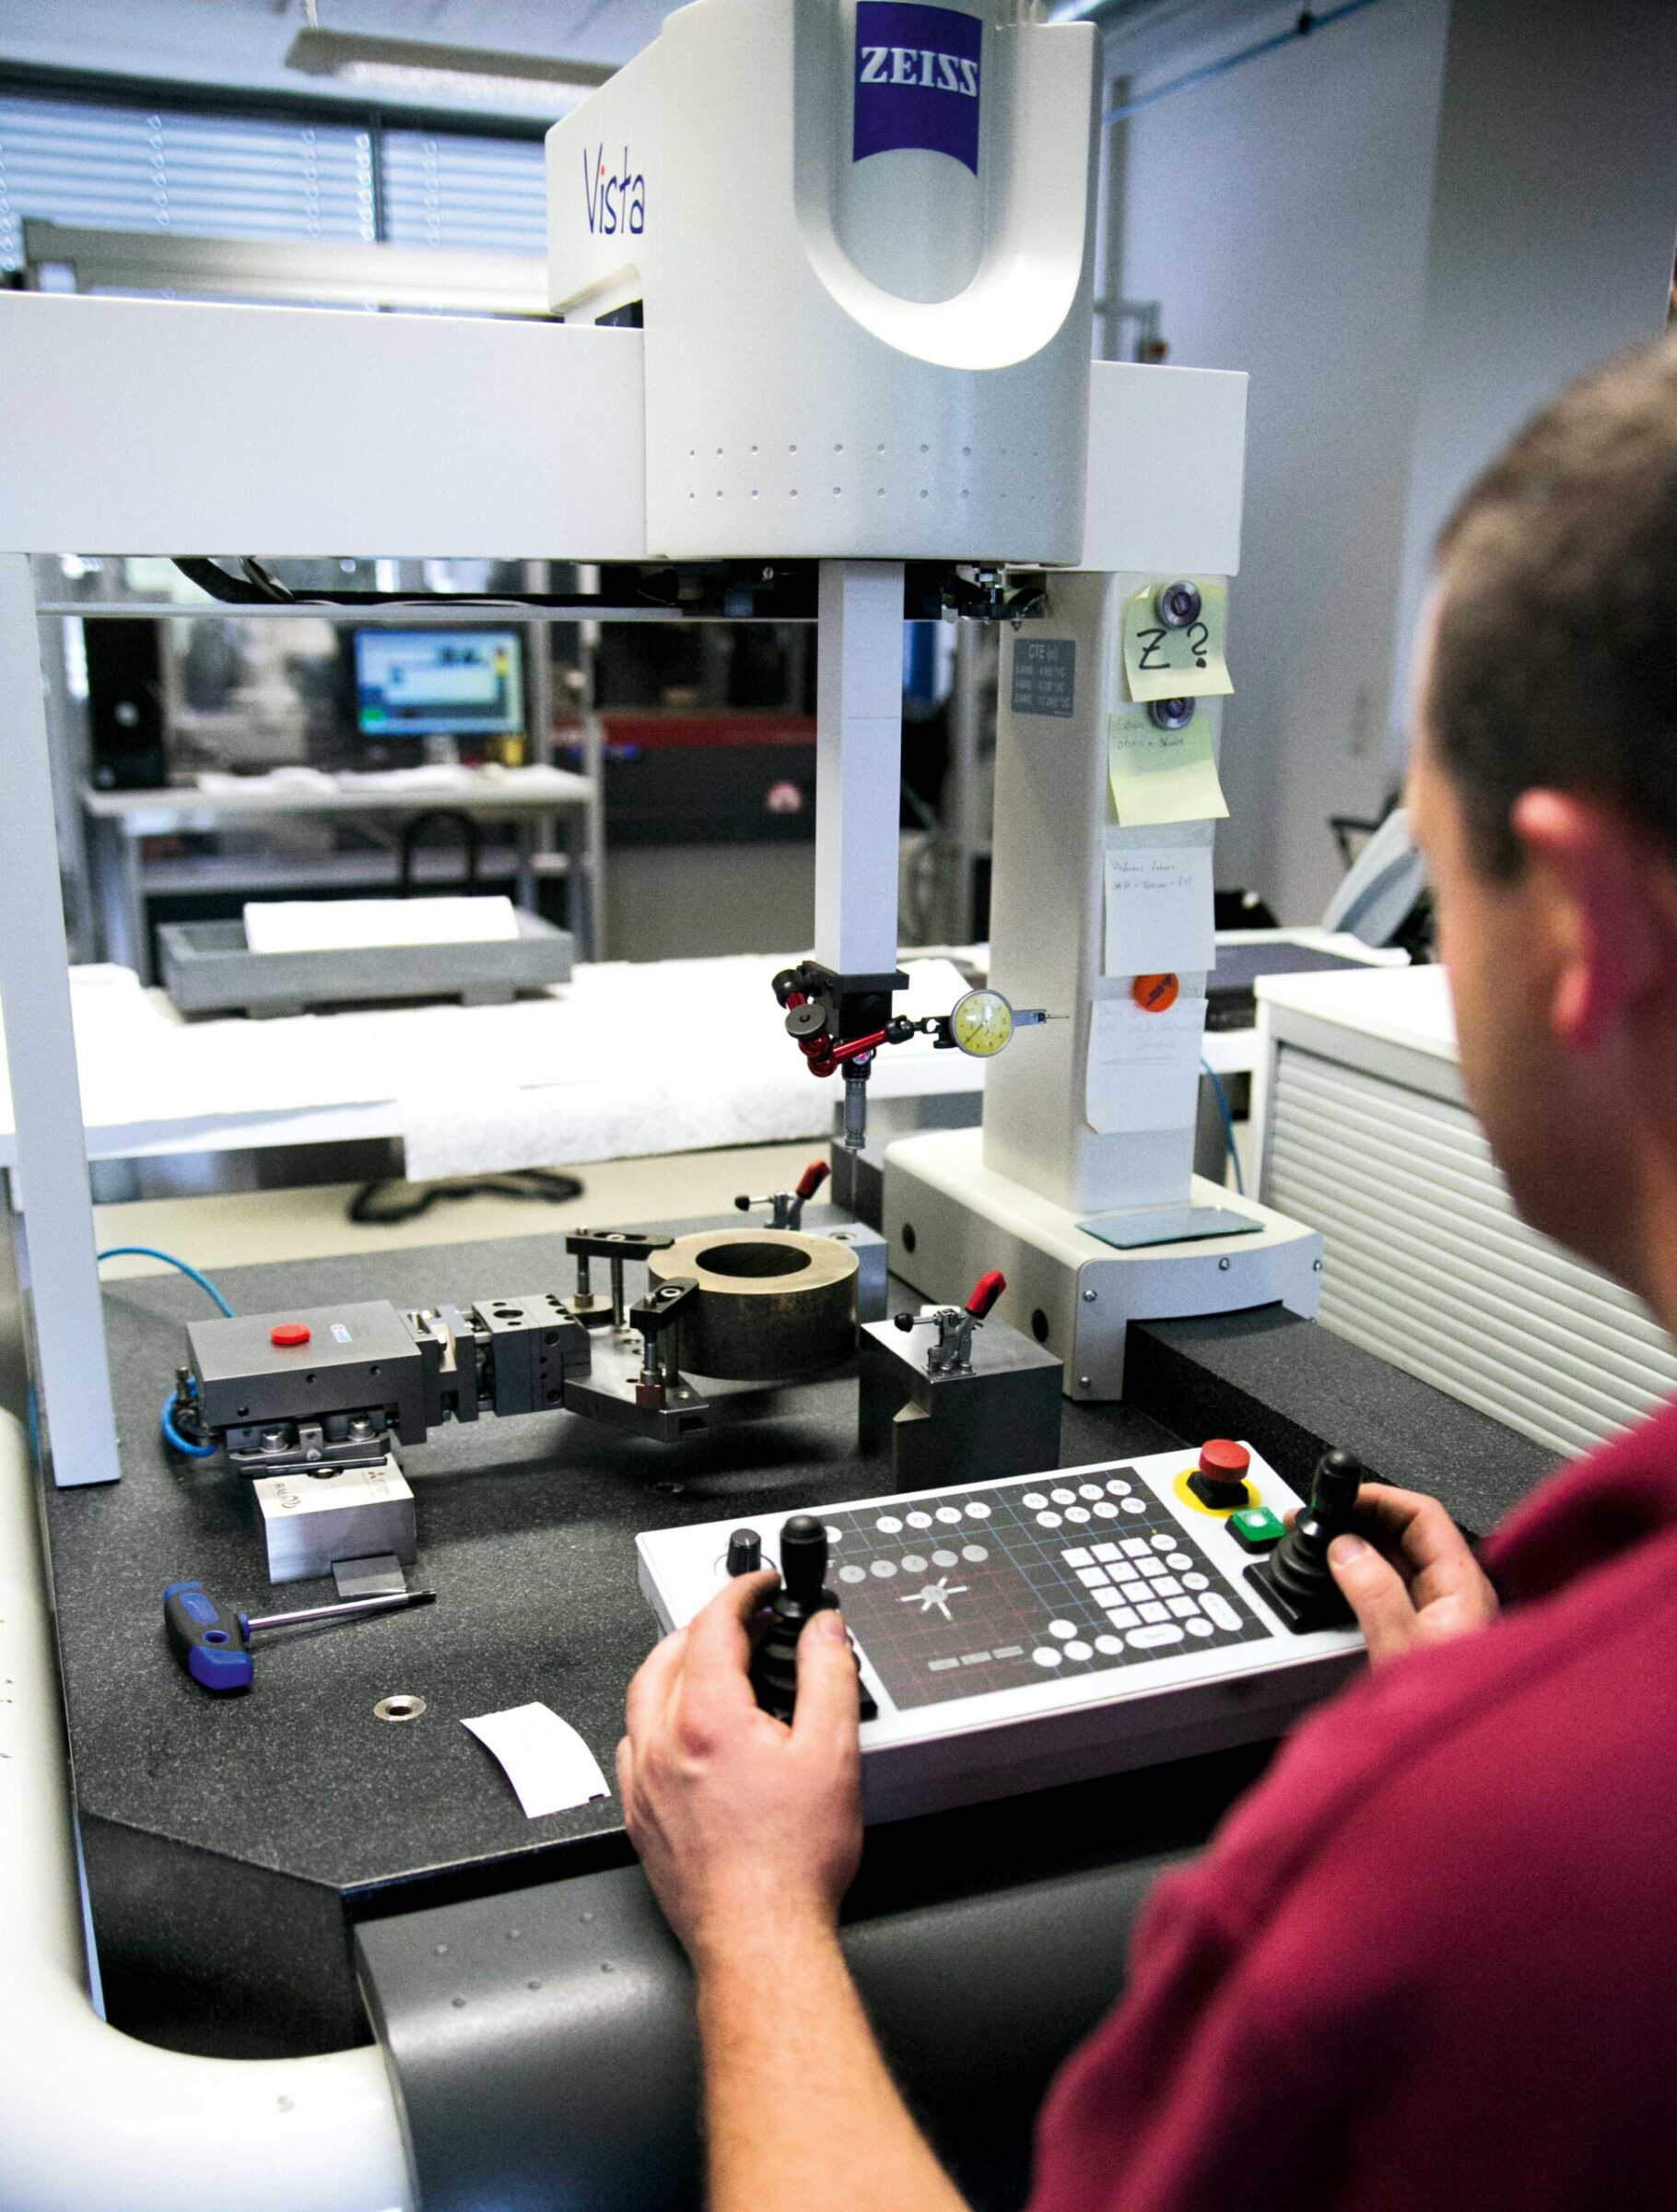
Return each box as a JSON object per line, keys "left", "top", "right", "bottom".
{"left": 814, "top": 559, "right": 904, "bottom": 978}
{"left": 0, "top": 555, "right": 122, "bottom": 1486}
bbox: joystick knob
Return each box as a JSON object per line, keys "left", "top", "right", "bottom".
{"left": 1249, "top": 1448, "right": 1364, "bottom": 1633}
{"left": 726, "top": 1528, "right": 762, "bottom": 1578}
{"left": 748, "top": 1514, "right": 838, "bottom": 1723}
{"left": 1189, "top": 1438, "right": 1252, "bottom": 1512}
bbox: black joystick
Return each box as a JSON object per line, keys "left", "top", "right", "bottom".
{"left": 726, "top": 1528, "right": 763, "bottom": 1577}
{"left": 748, "top": 1514, "right": 838, "bottom": 1723}
{"left": 1248, "top": 1449, "right": 1364, "bottom": 1633}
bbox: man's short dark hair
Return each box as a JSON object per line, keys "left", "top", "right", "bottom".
{"left": 1428, "top": 336, "right": 1677, "bottom": 877}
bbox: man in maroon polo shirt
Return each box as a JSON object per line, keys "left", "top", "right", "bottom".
{"left": 616, "top": 337, "right": 1677, "bottom": 2210}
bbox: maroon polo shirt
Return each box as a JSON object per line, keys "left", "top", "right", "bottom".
{"left": 1030, "top": 1399, "right": 1677, "bottom": 2211}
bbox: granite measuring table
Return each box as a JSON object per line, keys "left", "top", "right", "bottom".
{"left": 45, "top": 1211, "right": 1555, "bottom": 2065}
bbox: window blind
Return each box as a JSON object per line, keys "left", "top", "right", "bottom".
{"left": 380, "top": 128, "right": 546, "bottom": 253}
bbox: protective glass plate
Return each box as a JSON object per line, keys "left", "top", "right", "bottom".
{"left": 1078, "top": 1205, "right": 1263, "bottom": 1251}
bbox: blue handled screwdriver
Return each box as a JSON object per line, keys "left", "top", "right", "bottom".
{"left": 163, "top": 1578, "right": 436, "bottom": 1695}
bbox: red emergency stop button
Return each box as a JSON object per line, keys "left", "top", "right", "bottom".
{"left": 1189, "top": 1437, "right": 1252, "bottom": 1512}
{"left": 270, "top": 1322, "right": 311, "bottom": 1347}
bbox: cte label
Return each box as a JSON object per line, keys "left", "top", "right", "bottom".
{"left": 853, "top": 1, "right": 983, "bottom": 175}
{"left": 582, "top": 145, "right": 645, "bottom": 237}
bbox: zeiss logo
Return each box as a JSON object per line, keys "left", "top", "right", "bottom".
{"left": 583, "top": 145, "right": 645, "bottom": 237}
{"left": 853, "top": 1, "right": 982, "bottom": 175}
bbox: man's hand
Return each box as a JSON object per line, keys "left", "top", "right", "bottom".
{"left": 1328, "top": 1485, "right": 1499, "bottom": 1665}
{"left": 617, "top": 1571, "right": 863, "bottom": 1964}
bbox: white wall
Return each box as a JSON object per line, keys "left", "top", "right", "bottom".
{"left": 1388, "top": 0, "right": 1677, "bottom": 774}
{"left": 1115, "top": 0, "right": 1451, "bottom": 920}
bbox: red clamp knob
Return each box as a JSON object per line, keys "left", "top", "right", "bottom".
{"left": 270, "top": 1322, "right": 311, "bottom": 1347}
{"left": 795, "top": 1159, "right": 831, "bottom": 1202}
{"left": 965, "top": 1270, "right": 1006, "bottom": 1321}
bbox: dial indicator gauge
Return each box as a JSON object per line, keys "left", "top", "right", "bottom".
{"left": 949, "top": 987, "right": 1016, "bottom": 1058}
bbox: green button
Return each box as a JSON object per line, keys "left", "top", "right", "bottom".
{"left": 1230, "top": 1506, "right": 1284, "bottom": 1551}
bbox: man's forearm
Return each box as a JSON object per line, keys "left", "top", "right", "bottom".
{"left": 695, "top": 1911, "right": 970, "bottom": 2212}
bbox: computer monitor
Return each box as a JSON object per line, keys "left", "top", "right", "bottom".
{"left": 354, "top": 629, "right": 525, "bottom": 739}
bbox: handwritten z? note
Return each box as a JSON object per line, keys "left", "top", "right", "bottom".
{"left": 1122, "top": 581, "right": 1234, "bottom": 703}
{"left": 1104, "top": 847, "right": 1214, "bottom": 977}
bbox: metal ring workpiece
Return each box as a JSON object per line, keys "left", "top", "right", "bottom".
{"left": 647, "top": 1230, "right": 858, "bottom": 1380}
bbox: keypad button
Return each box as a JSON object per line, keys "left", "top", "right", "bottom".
{"left": 1078, "top": 1483, "right": 1104, "bottom": 1500}
{"left": 1064, "top": 1640, "right": 1093, "bottom": 1661}
{"left": 961, "top": 1544, "right": 989, "bottom": 1564}
{"left": 1167, "top": 1595, "right": 1199, "bottom": 1618}
{"left": 1049, "top": 1619, "right": 1078, "bottom": 1641}
{"left": 1036, "top": 1511, "right": 1063, "bottom": 1529}
{"left": 1167, "top": 1553, "right": 1193, "bottom": 1571}
{"left": 1092, "top": 1543, "right": 1120, "bottom": 1561}
{"left": 1064, "top": 1506, "right": 1092, "bottom": 1524}
{"left": 965, "top": 1500, "right": 991, "bottom": 1519}
{"left": 875, "top": 1516, "right": 902, "bottom": 1534}
{"left": 1094, "top": 1501, "right": 1120, "bottom": 1518}
{"left": 1154, "top": 1576, "right": 1182, "bottom": 1597}
{"left": 1186, "top": 1618, "right": 1214, "bottom": 1638}
{"left": 1094, "top": 1633, "right": 1125, "bottom": 1655}
{"left": 1050, "top": 1488, "right": 1076, "bottom": 1505}
{"left": 1183, "top": 1572, "right": 1209, "bottom": 1591}
{"left": 1062, "top": 1547, "right": 1094, "bottom": 1566}
{"left": 1128, "top": 1623, "right": 1185, "bottom": 1649}
{"left": 1106, "top": 1478, "right": 1132, "bottom": 1496}
{"left": 1103, "top": 1605, "right": 1139, "bottom": 1629}
{"left": 1033, "top": 1646, "right": 1063, "bottom": 1668}
{"left": 1138, "top": 1600, "right": 1170, "bottom": 1624}
{"left": 1121, "top": 1499, "right": 1146, "bottom": 1514}
{"left": 1022, "top": 1493, "right": 1047, "bottom": 1510}
{"left": 1202, "top": 1593, "right": 1243, "bottom": 1631}
{"left": 907, "top": 1511, "right": 932, "bottom": 1528}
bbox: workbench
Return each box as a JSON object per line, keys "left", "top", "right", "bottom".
{"left": 47, "top": 1204, "right": 1554, "bottom": 2212}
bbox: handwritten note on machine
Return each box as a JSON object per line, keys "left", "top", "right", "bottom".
{"left": 1085, "top": 993, "right": 1206, "bottom": 1135}
{"left": 1120, "top": 581, "right": 1234, "bottom": 703}
{"left": 1104, "top": 847, "right": 1214, "bottom": 977}
{"left": 1108, "top": 707, "right": 1228, "bottom": 828}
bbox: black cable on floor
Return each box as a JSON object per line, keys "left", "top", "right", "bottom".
{"left": 347, "top": 1169, "right": 584, "bottom": 1227}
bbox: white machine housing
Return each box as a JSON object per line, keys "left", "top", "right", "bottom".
{"left": 639, "top": 1442, "right": 1364, "bottom": 1823}
{"left": 546, "top": 0, "right": 1098, "bottom": 563}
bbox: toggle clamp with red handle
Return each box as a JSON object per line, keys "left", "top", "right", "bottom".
{"left": 734, "top": 1158, "right": 830, "bottom": 1231}
{"left": 892, "top": 1268, "right": 1008, "bottom": 1375}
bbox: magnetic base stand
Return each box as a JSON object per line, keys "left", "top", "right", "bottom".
{"left": 882, "top": 1127, "right": 1324, "bottom": 1402}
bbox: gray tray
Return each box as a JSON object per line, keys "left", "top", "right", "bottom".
{"left": 158, "top": 912, "right": 574, "bottom": 1018}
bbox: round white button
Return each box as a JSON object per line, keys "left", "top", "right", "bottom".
{"left": 1121, "top": 1499, "right": 1145, "bottom": 1514}
{"left": 1037, "top": 1511, "right": 1063, "bottom": 1529}
{"left": 1033, "top": 1646, "right": 1063, "bottom": 1668}
{"left": 1078, "top": 1484, "right": 1104, "bottom": 1500}
{"left": 1094, "top": 1501, "right": 1120, "bottom": 1519}
{"left": 839, "top": 1565, "right": 866, "bottom": 1583}
{"left": 1064, "top": 1506, "right": 1091, "bottom": 1524}
{"left": 1063, "top": 1641, "right": 1093, "bottom": 1662}
{"left": 936, "top": 1506, "right": 962, "bottom": 1524}
{"left": 1183, "top": 1572, "right": 1209, "bottom": 1590}
{"left": 869, "top": 1559, "right": 897, "bottom": 1579}
{"left": 907, "top": 1512, "right": 932, "bottom": 1528}
{"left": 1094, "top": 1634, "right": 1124, "bottom": 1655}
{"left": 901, "top": 1554, "right": 928, "bottom": 1574}
{"left": 961, "top": 1544, "right": 989, "bottom": 1563}
{"left": 965, "top": 1500, "right": 991, "bottom": 1519}
{"left": 1153, "top": 1535, "right": 1175, "bottom": 1550}
{"left": 1168, "top": 1553, "right": 1192, "bottom": 1571}
{"left": 932, "top": 1548, "right": 958, "bottom": 1567}
{"left": 827, "top": 1527, "right": 842, "bottom": 1543}
{"left": 1050, "top": 1488, "right": 1075, "bottom": 1505}
{"left": 875, "top": 1516, "right": 903, "bottom": 1535}
{"left": 1186, "top": 1618, "right": 1214, "bottom": 1638}
{"left": 1106, "top": 1479, "right": 1132, "bottom": 1496}
{"left": 1022, "top": 1493, "right": 1047, "bottom": 1510}
{"left": 1049, "top": 1620, "right": 1077, "bottom": 1641}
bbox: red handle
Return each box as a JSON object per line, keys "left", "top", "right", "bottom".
{"left": 795, "top": 1159, "right": 831, "bottom": 1201}
{"left": 966, "top": 1269, "right": 1006, "bottom": 1320}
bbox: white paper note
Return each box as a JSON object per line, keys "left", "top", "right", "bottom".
{"left": 243, "top": 895, "right": 519, "bottom": 955}
{"left": 1103, "top": 847, "right": 1214, "bottom": 977}
{"left": 1085, "top": 993, "right": 1206, "bottom": 1135}
{"left": 462, "top": 1702, "right": 612, "bottom": 1819}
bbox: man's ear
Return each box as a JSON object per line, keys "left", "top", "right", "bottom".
{"left": 1509, "top": 791, "right": 1668, "bottom": 1052}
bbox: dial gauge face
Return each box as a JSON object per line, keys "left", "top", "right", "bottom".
{"left": 950, "top": 987, "right": 1015, "bottom": 1058}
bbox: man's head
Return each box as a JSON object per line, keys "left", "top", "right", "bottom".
{"left": 1411, "top": 338, "right": 1677, "bottom": 1303}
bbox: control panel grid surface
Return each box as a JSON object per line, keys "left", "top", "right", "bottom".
{"left": 819, "top": 1465, "right": 1271, "bottom": 1712}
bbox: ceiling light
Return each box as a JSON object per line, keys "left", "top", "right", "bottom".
{"left": 285, "top": 28, "right": 615, "bottom": 112}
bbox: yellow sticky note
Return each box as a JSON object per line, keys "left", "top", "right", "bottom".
{"left": 1108, "top": 704, "right": 1229, "bottom": 827}
{"left": 1122, "top": 581, "right": 1234, "bottom": 702}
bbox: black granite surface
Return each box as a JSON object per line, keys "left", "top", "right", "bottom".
{"left": 1126, "top": 1307, "right": 1558, "bottom": 1539}
{"left": 53, "top": 1213, "right": 1181, "bottom": 2055}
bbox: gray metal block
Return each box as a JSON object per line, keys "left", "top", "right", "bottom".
{"left": 158, "top": 912, "right": 573, "bottom": 1018}
{"left": 252, "top": 1456, "right": 416, "bottom": 1585}
{"left": 859, "top": 1314, "right": 1063, "bottom": 1488}
{"left": 821, "top": 1220, "right": 889, "bottom": 1321}
{"left": 189, "top": 1299, "right": 429, "bottom": 1442}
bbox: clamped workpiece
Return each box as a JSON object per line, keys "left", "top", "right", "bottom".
{"left": 859, "top": 1268, "right": 1063, "bottom": 1488}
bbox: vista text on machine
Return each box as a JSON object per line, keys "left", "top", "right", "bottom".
{"left": 583, "top": 146, "right": 646, "bottom": 238}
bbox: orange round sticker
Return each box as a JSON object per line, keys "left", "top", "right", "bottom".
{"left": 1132, "top": 972, "right": 1180, "bottom": 1014}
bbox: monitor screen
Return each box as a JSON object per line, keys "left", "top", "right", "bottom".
{"left": 354, "top": 629, "right": 524, "bottom": 738}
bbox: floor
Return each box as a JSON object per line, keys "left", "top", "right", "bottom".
{"left": 89, "top": 1140, "right": 825, "bottom": 1279}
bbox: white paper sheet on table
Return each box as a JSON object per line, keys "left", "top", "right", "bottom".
{"left": 242, "top": 895, "right": 519, "bottom": 955}
{"left": 462, "top": 1703, "right": 612, "bottom": 1819}
{"left": 1102, "top": 848, "right": 1214, "bottom": 977}
{"left": 1085, "top": 992, "right": 1206, "bottom": 1135}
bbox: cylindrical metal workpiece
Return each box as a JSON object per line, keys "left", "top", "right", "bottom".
{"left": 647, "top": 1230, "right": 858, "bottom": 1380}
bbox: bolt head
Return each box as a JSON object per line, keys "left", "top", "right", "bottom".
{"left": 1078, "top": 1375, "right": 1092, "bottom": 1389}
{"left": 1081, "top": 1288, "right": 1097, "bottom": 1302}
{"left": 1218, "top": 1255, "right": 1232, "bottom": 1271}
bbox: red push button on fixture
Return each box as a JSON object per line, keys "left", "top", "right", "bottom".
{"left": 1189, "top": 1436, "right": 1251, "bottom": 1512}
{"left": 270, "top": 1322, "right": 311, "bottom": 1347}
